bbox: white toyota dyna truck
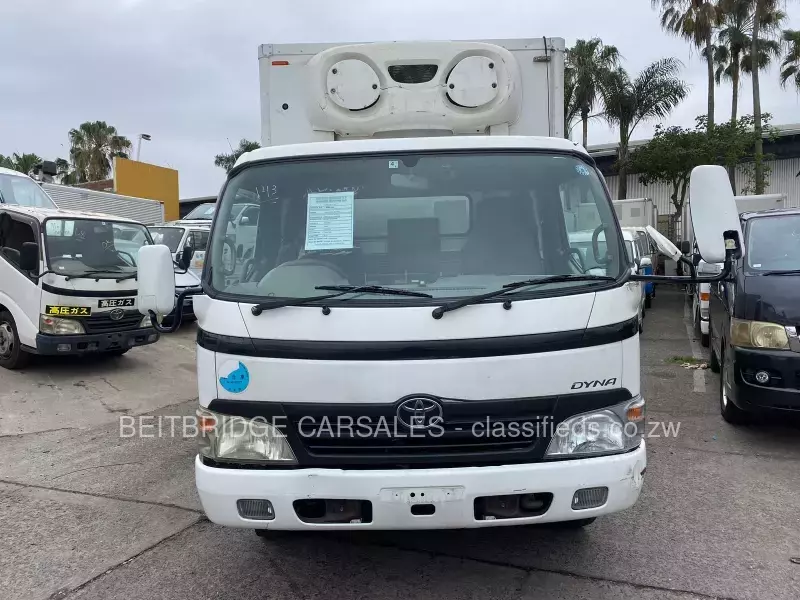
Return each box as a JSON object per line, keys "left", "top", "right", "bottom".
{"left": 137, "top": 39, "right": 743, "bottom": 533}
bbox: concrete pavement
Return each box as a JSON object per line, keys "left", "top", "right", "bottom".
{"left": 1, "top": 289, "right": 798, "bottom": 600}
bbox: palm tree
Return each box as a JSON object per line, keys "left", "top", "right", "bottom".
{"left": 565, "top": 39, "right": 621, "bottom": 147}
{"left": 68, "top": 121, "right": 132, "bottom": 183}
{"left": 780, "top": 29, "right": 800, "bottom": 90}
{"left": 653, "top": 0, "right": 719, "bottom": 130}
{"left": 564, "top": 65, "right": 581, "bottom": 138}
{"left": 4, "top": 153, "right": 43, "bottom": 176}
{"left": 602, "top": 58, "right": 689, "bottom": 199}
{"left": 750, "top": 0, "right": 783, "bottom": 193}
{"left": 714, "top": 0, "right": 785, "bottom": 123}
{"left": 214, "top": 139, "right": 261, "bottom": 173}
{"left": 55, "top": 158, "right": 79, "bottom": 185}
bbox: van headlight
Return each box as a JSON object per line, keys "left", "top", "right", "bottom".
{"left": 545, "top": 396, "right": 645, "bottom": 458}
{"left": 730, "top": 319, "right": 789, "bottom": 350}
{"left": 197, "top": 408, "right": 297, "bottom": 464}
{"left": 39, "top": 315, "right": 85, "bottom": 335}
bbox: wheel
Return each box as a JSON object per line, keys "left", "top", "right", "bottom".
{"left": 107, "top": 348, "right": 129, "bottom": 356}
{"left": 0, "top": 311, "right": 31, "bottom": 370}
{"left": 551, "top": 518, "right": 596, "bottom": 529}
{"left": 652, "top": 285, "right": 656, "bottom": 298}
{"left": 645, "top": 295, "right": 652, "bottom": 309}
{"left": 719, "top": 348, "right": 751, "bottom": 425}
{"left": 709, "top": 345, "right": 720, "bottom": 373}
{"left": 700, "top": 332, "right": 710, "bottom": 348}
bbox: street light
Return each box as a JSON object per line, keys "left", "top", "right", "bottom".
{"left": 136, "top": 133, "right": 152, "bottom": 161}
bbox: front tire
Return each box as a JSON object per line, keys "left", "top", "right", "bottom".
{"left": 719, "top": 349, "right": 751, "bottom": 425}
{"left": 0, "top": 311, "right": 31, "bottom": 370}
{"left": 107, "top": 348, "right": 129, "bottom": 357}
{"left": 645, "top": 295, "right": 652, "bottom": 309}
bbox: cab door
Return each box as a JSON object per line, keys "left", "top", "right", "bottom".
{"left": 0, "top": 211, "right": 42, "bottom": 346}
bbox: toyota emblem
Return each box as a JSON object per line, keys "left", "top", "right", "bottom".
{"left": 109, "top": 308, "right": 125, "bottom": 321}
{"left": 396, "top": 396, "right": 443, "bottom": 430}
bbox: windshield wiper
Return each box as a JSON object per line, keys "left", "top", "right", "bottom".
{"left": 762, "top": 269, "right": 800, "bottom": 276}
{"left": 316, "top": 285, "right": 433, "bottom": 298}
{"left": 251, "top": 285, "right": 433, "bottom": 315}
{"left": 64, "top": 269, "right": 137, "bottom": 282}
{"left": 431, "top": 274, "right": 615, "bottom": 319}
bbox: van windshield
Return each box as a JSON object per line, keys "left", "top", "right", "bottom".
{"left": 44, "top": 218, "right": 152, "bottom": 276}
{"left": 150, "top": 227, "right": 186, "bottom": 252}
{"left": 746, "top": 214, "right": 800, "bottom": 271}
{"left": 0, "top": 173, "right": 57, "bottom": 209}
{"left": 208, "top": 151, "right": 624, "bottom": 304}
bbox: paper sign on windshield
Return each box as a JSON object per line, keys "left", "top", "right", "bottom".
{"left": 304, "top": 192, "right": 354, "bottom": 251}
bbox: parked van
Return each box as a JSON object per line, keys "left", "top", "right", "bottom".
{"left": 709, "top": 208, "right": 800, "bottom": 423}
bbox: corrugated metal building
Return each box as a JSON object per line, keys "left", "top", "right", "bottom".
{"left": 43, "top": 183, "right": 165, "bottom": 225}
{"left": 589, "top": 123, "right": 800, "bottom": 237}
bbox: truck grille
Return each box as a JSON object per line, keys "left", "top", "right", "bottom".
{"left": 283, "top": 397, "right": 552, "bottom": 459}
{"left": 207, "top": 389, "right": 633, "bottom": 469}
{"left": 83, "top": 311, "right": 142, "bottom": 334}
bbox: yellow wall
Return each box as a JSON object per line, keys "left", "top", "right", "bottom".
{"left": 114, "top": 158, "right": 179, "bottom": 221}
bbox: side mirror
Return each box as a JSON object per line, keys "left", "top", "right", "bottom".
{"left": 639, "top": 257, "right": 652, "bottom": 268}
{"left": 137, "top": 245, "right": 176, "bottom": 315}
{"left": 179, "top": 246, "right": 194, "bottom": 270}
{"left": 680, "top": 240, "right": 691, "bottom": 255}
{"left": 19, "top": 242, "right": 39, "bottom": 272}
{"left": 240, "top": 216, "right": 251, "bottom": 226}
{"left": 689, "top": 165, "right": 744, "bottom": 263}
{"left": 645, "top": 226, "right": 682, "bottom": 262}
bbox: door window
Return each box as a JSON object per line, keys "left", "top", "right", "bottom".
{"left": 0, "top": 214, "right": 37, "bottom": 274}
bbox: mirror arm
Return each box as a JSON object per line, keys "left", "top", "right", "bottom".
{"left": 147, "top": 286, "right": 203, "bottom": 333}
{"left": 631, "top": 252, "right": 732, "bottom": 284}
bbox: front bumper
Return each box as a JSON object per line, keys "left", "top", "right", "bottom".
{"left": 195, "top": 442, "right": 646, "bottom": 530}
{"left": 730, "top": 347, "right": 800, "bottom": 413}
{"left": 35, "top": 327, "right": 159, "bottom": 355}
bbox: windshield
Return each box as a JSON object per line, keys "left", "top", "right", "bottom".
{"left": 184, "top": 203, "right": 216, "bottom": 220}
{"left": 208, "top": 152, "right": 623, "bottom": 303}
{"left": 746, "top": 214, "right": 800, "bottom": 271}
{"left": 150, "top": 227, "right": 186, "bottom": 252}
{"left": 0, "top": 173, "right": 57, "bottom": 209}
{"left": 45, "top": 218, "right": 152, "bottom": 276}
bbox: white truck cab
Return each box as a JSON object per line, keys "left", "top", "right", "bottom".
{"left": 0, "top": 172, "right": 159, "bottom": 369}
{"left": 136, "top": 39, "right": 741, "bottom": 533}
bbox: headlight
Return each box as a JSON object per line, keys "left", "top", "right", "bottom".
{"left": 197, "top": 408, "right": 297, "bottom": 464}
{"left": 730, "top": 318, "right": 789, "bottom": 350}
{"left": 39, "top": 315, "right": 85, "bottom": 335}
{"left": 545, "top": 396, "right": 645, "bottom": 458}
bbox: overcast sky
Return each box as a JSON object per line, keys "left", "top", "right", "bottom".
{"left": 2, "top": 0, "right": 800, "bottom": 198}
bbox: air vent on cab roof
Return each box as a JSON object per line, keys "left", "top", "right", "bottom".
{"left": 327, "top": 59, "right": 381, "bottom": 111}
{"left": 388, "top": 64, "right": 439, "bottom": 84}
{"left": 446, "top": 56, "right": 500, "bottom": 108}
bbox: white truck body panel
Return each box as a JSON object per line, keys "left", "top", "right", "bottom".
{"left": 613, "top": 198, "right": 657, "bottom": 229}
{"left": 43, "top": 183, "right": 165, "bottom": 225}
{"left": 258, "top": 39, "right": 565, "bottom": 147}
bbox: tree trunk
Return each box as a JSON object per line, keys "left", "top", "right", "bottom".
{"left": 706, "top": 33, "right": 715, "bottom": 131}
{"left": 581, "top": 107, "right": 589, "bottom": 148}
{"left": 752, "top": 1, "right": 765, "bottom": 193}
{"left": 617, "top": 146, "right": 628, "bottom": 200}
{"left": 730, "top": 56, "right": 740, "bottom": 124}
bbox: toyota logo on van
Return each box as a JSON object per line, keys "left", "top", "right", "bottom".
{"left": 109, "top": 309, "right": 125, "bottom": 321}
{"left": 396, "top": 396, "right": 443, "bottom": 430}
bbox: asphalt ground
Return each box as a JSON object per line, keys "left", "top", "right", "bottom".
{"left": 1, "top": 286, "right": 798, "bottom": 600}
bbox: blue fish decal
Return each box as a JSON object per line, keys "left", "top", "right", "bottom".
{"left": 219, "top": 361, "right": 250, "bottom": 394}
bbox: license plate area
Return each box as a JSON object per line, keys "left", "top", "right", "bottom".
{"left": 379, "top": 486, "right": 465, "bottom": 504}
